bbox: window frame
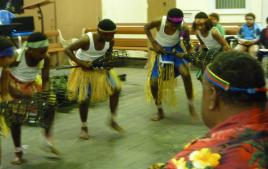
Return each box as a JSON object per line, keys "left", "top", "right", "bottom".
{"left": 209, "top": 0, "right": 251, "bottom": 14}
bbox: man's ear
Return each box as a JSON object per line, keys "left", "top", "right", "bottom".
{"left": 208, "top": 86, "right": 218, "bottom": 110}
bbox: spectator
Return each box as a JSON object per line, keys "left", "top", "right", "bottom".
{"left": 209, "top": 12, "right": 225, "bottom": 36}
{"left": 235, "top": 13, "right": 261, "bottom": 58}
{"left": 149, "top": 51, "right": 268, "bottom": 169}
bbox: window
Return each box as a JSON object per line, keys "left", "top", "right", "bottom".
{"left": 216, "top": 0, "right": 245, "bottom": 9}
{"left": 210, "top": 0, "right": 250, "bottom": 14}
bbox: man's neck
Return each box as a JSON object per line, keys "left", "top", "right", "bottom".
{"left": 214, "top": 102, "right": 255, "bottom": 127}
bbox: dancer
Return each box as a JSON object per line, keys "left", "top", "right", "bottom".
{"left": 145, "top": 8, "right": 198, "bottom": 121}
{"left": 65, "top": 19, "right": 123, "bottom": 140}
{"left": 8, "top": 32, "right": 59, "bottom": 164}
{"left": 192, "top": 12, "right": 230, "bottom": 80}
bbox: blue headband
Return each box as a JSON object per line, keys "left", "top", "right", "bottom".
{"left": 0, "top": 47, "right": 14, "bottom": 58}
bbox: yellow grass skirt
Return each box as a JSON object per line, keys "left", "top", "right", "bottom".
{"left": 68, "top": 68, "right": 121, "bottom": 103}
{"left": 145, "top": 51, "right": 177, "bottom": 106}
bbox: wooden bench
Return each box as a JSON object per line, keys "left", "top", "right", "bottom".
{"left": 46, "top": 23, "right": 241, "bottom": 55}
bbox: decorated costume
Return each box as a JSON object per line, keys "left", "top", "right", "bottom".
{"left": 68, "top": 32, "right": 121, "bottom": 103}
{"left": 146, "top": 16, "right": 188, "bottom": 106}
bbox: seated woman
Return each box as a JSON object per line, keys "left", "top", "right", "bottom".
{"left": 150, "top": 51, "right": 268, "bottom": 169}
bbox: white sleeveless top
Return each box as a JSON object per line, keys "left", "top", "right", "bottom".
{"left": 10, "top": 49, "right": 42, "bottom": 82}
{"left": 197, "top": 29, "right": 222, "bottom": 49}
{"left": 155, "top": 16, "right": 180, "bottom": 47}
{"left": 76, "top": 32, "right": 110, "bottom": 62}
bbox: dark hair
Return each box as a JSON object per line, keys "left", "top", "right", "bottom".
{"left": 192, "top": 12, "right": 213, "bottom": 31}
{"left": 98, "top": 19, "right": 116, "bottom": 31}
{"left": 209, "top": 13, "right": 220, "bottom": 21}
{"left": 245, "top": 13, "right": 256, "bottom": 20}
{"left": 167, "top": 8, "right": 184, "bottom": 18}
{"left": 209, "top": 51, "right": 267, "bottom": 105}
{"left": 27, "top": 32, "right": 47, "bottom": 42}
{"left": 0, "top": 36, "right": 13, "bottom": 51}
{"left": 266, "top": 17, "right": 268, "bottom": 23}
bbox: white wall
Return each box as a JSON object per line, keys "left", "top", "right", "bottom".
{"left": 177, "top": 0, "right": 263, "bottom": 25}
{"left": 102, "top": 0, "right": 265, "bottom": 26}
{"left": 262, "top": 0, "right": 268, "bottom": 25}
{"left": 102, "top": 0, "right": 147, "bottom": 23}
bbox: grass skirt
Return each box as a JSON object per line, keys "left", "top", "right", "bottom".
{"left": 68, "top": 68, "right": 121, "bottom": 103}
{"left": 145, "top": 51, "right": 177, "bottom": 106}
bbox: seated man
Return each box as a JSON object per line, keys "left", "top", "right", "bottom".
{"left": 235, "top": 13, "right": 261, "bottom": 58}
{"left": 150, "top": 51, "right": 268, "bottom": 169}
{"left": 257, "top": 17, "right": 268, "bottom": 62}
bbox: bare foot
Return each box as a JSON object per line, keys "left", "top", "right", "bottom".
{"left": 151, "top": 111, "right": 164, "bottom": 121}
{"left": 110, "top": 120, "right": 124, "bottom": 133}
{"left": 11, "top": 151, "right": 27, "bottom": 165}
{"left": 79, "top": 126, "right": 90, "bottom": 140}
{"left": 42, "top": 142, "right": 61, "bottom": 156}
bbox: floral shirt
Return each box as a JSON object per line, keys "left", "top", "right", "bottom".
{"left": 153, "top": 107, "right": 268, "bottom": 169}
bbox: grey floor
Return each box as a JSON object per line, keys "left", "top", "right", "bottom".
{"left": 2, "top": 67, "right": 208, "bottom": 169}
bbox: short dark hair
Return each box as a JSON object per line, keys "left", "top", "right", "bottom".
{"left": 167, "top": 8, "right": 184, "bottom": 18}
{"left": 245, "top": 13, "right": 256, "bottom": 20}
{"left": 209, "top": 51, "right": 267, "bottom": 106}
{"left": 98, "top": 19, "right": 116, "bottom": 31}
{"left": 27, "top": 32, "right": 47, "bottom": 42}
{"left": 209, "top": 13, "right": 220, "bottom": 21}
{"left": 192, "top": 12, "right": 213, "bottom": 31}
{"left": 0, "top": 36, "right": 13, "bottom": 51}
